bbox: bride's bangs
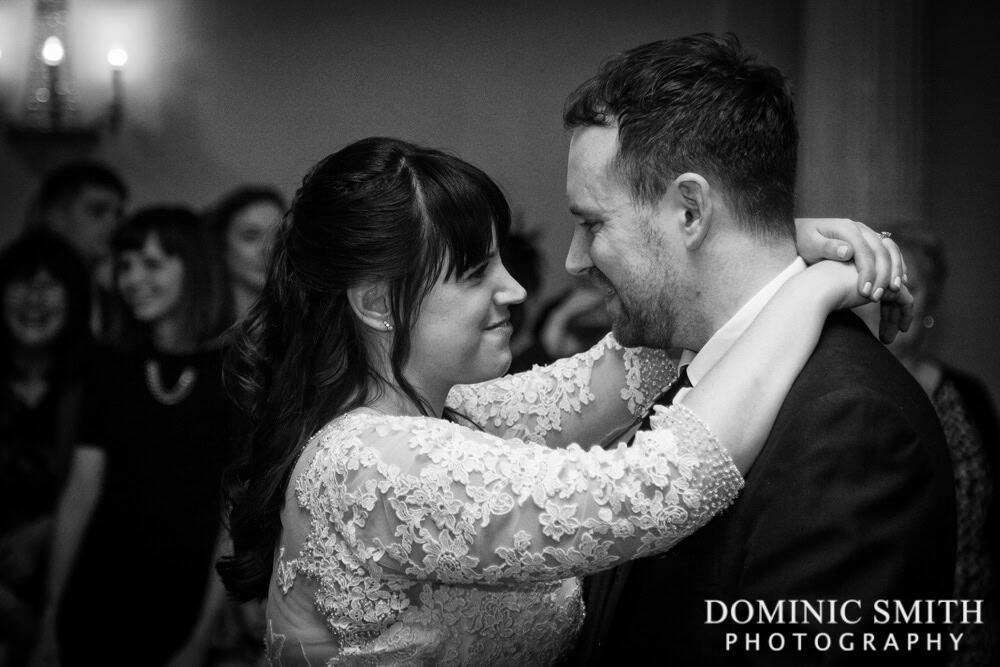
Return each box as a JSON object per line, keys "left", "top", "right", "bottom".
{"left": 414, "top": 154, "right": 511, "bottom": 284}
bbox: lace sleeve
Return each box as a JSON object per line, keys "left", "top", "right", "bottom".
{"left": 445, "top": 333, "right": 676, "bottom": 447}
{"left": 298, "top": 407, "right": 742, "bottom": 587}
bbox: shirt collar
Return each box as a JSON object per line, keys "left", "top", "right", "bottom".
{"left": 682, "top": 257, "right": 807, "bottom": 388}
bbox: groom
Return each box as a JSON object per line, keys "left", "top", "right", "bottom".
{"left": 564, "top": 34, "right": 956, "bottom": 665}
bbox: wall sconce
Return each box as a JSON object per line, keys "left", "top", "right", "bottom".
{"left": 107, "top": 46, "right": 127, "bottom": 133}
{"left": 4, "top": 0, "right": 127, "bottom": 154}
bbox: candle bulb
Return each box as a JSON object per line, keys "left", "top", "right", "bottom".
{"left": 107, "top": 47, "right": 127, "bottom": 132}
{"left": 41, "top": 36, "right": 65, "bottom": 130}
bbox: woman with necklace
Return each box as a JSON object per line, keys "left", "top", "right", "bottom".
{"left": 31, "top": 207, "right": 238, "bottom": 666}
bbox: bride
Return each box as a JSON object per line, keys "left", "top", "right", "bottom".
{"left": 217, "top": 137, "right": 907, "bottom": 665}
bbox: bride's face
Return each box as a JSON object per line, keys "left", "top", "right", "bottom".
{"left": 405, "top": 246, "right": 526, "bottom": 393}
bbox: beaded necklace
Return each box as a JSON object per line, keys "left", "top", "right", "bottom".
{"left": 144, "top": 359, "right": 197, "bottom": 405}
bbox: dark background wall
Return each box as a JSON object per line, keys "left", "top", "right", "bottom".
{"left": 0, "top": 0, "right": 996, "bottom": 403}
{"left": 924, "top": 0, "right": 1000, "bottom": 405}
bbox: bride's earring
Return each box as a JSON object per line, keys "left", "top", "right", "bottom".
{"left": 383, "top": 320, "right": 394, "bottom": 331}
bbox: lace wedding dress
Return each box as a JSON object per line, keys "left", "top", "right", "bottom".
{"left": 265, "top": 335, "right": 744, "bottom": 665}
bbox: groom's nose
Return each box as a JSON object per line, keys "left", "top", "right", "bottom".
{"left": 565, "top": 227, "right": 593, "bottom": 276}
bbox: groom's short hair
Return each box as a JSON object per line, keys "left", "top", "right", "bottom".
{"left": 563, "top": 32, "right": 797, "bottom": 240}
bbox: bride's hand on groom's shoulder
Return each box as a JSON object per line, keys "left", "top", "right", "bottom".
{"left": 794, "top": 218, "right": 907, "bottom": 299}
{"left": 799, "top": 259, "right": 914, "bottom": 344}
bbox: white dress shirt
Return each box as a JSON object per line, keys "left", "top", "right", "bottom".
{"left": 673, "top": 257, "right": 807, "bottom": 404}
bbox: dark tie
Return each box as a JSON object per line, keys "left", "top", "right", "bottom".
{"left": 637, "top": 366, "right": 692, "bottom": 432}
{"left": 599, "top": 366, "right": 692, "bottom": 448}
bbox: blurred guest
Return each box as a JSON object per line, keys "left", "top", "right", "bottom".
{"left": 209, "top": 186, "right": 286, "bottom": 322}
{"left": 25, "top": 161, "right": 129, "bottom": 339}
{"left": 30, "top": 207, "right": 236, "bottom": 667}
{"left": 509, "top": 282, "right": 612, "bottom": 373}
{"left": 26, "top": 161, "right": 128, "bottom": 267}
{"left": 857, "top": 226, "right": 999, "bottom": 666}
{"left": 204, "top": 186, "right": 287, "bottom": 666}
{"left": 0, "top": 231, "right": 92, "bottom": 666}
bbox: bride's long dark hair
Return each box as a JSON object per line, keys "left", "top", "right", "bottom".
{"left": 217, "top": 137, "right": 511, "bottom": 601}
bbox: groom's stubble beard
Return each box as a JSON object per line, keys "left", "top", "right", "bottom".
{"left": 593, "top": 266, "right": 680, "bottom": 351}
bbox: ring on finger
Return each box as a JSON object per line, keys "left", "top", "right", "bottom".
{"left": 878, "top": 230, "right": 893, "bottom": 240}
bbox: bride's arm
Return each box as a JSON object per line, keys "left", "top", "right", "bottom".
{"left": 306, "top": 408, "right": 737, "bottom": 588}
{"left": 681, "top": 260, "right": 911, "bottom": 473}
{"left": 446, "top": 335, "right": 675, "bottom": 448}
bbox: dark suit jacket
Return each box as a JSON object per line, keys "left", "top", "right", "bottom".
{"left": 572, "top": 311, "right": 956, "bottom": 666}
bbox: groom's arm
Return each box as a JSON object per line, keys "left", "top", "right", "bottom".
{"left": 734, "top": 387, "right": 955, "bottom": 666}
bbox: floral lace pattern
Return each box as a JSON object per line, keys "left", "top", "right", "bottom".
{"left": 446, "top": 333, "right": 675, "bottom": 445}
{"left": 266, "top": 340, "right": 739, "bottom": 666}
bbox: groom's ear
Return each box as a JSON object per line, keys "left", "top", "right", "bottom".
{"left": 674, "top": 173, "right": 712, "bottom": 250}
{"left": 346, "top": 281, "right": 393, "bottom": 333}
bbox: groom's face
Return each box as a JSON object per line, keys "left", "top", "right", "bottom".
{"left": 565, "top": 125, "right": 688, "bottom": 349}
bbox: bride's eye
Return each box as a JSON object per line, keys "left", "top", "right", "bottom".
{"left": 463, "top": 262, "right": 489, "bottom": 282}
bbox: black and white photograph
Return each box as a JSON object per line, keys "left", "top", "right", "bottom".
{"left": 0, "top": 1, "right": 997, "bottom": 665}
